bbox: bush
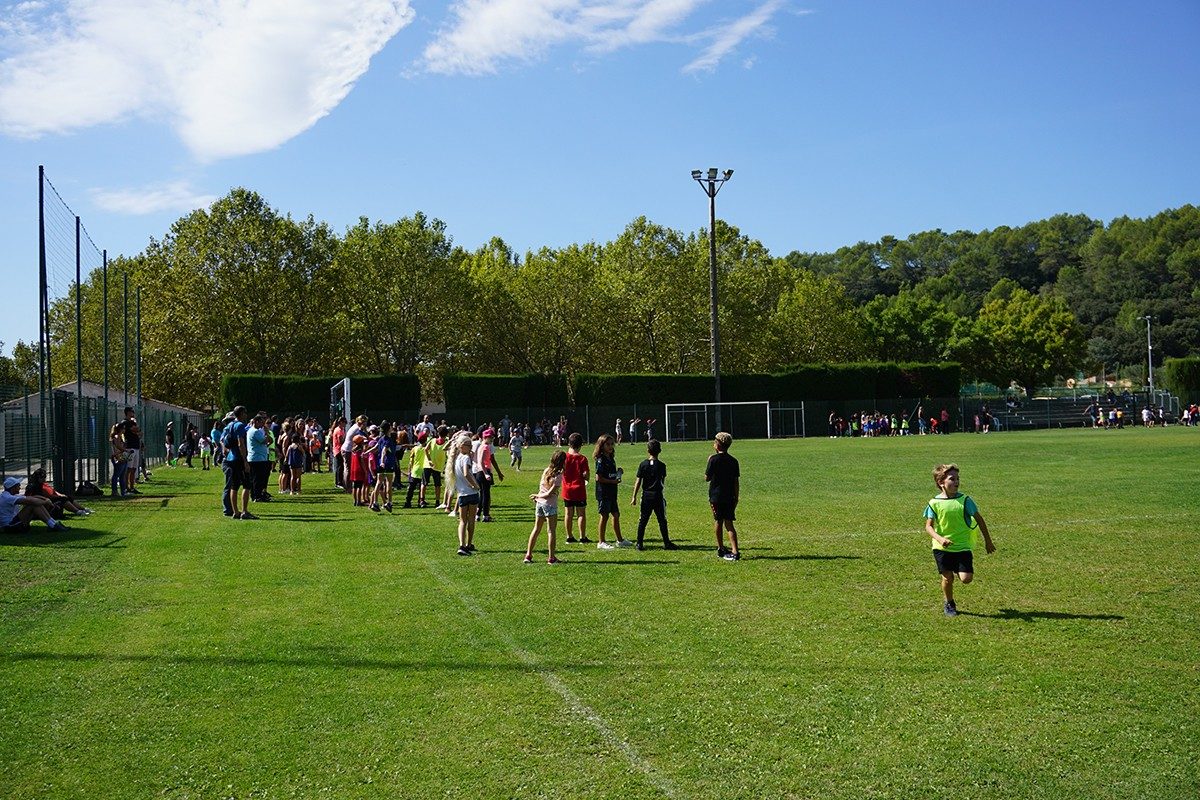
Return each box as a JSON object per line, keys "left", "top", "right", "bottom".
{"left": 1162, "top": 357, "right": 1200, "bottom": 402}
{"left": 220, "top": 374, "right": 420, "bottom": 420}
{"left": 442, "top": 373, "right": 570, "bottom": 412}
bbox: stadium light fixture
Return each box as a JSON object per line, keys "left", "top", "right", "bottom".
{"left": 1138, "top": 314, "right": 1154, "bottom": 396}
{"left": 691, "top": 167, "right": 734, "bottom": 427}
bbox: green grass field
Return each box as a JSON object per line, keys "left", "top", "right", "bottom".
{"left": 2, "top": 428, "right": 1197, "bottom": 799}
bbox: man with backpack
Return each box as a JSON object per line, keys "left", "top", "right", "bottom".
{"left": 221, "top": 406, "right": 254, "bottom": 520}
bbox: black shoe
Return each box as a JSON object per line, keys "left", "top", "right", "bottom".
{"left": 482, "top": 516, "right": 493, "bottom": 523}
{"left": 240, "top": 512, "right": 259, "bottom": 520}
{"left": 566, "top": 537, "right": 579, "bottom": 543}
{"left": 663, "top": 541, "right": 679, "bottom": 550}
{"left": 456, "top": 547, "right": 470, "bottom": 556}
{"left": 717, "top": 546, "right": 730, "bottom": 558}
{"left": 579, "top": 536, "right": 593, "bottom": 544}
{"left": 223, "top": 511, "right": 234, "bottom": 517}
{"left": 944, "top": 601, "right": 958, "bottom": 617}
{"left": 465, "top": 544, "right": 476, "bottom": 553}
{"left": 635, "top": 542, "right": 645, "bottom": 551}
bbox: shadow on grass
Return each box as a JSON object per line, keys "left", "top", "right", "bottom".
{"left": 2, "top": 650, "right": 615, "bottom": 673}
{"left": 564, "top": 560, "right": 681, "bottom": 566}
{"left": 959, "top": 608, "right": 1125, "bottom": 622}
{"left": 751, "top": 554, "right": 861, "bottom": 561}
{"left": 0, "top": 528, "right": 128, "bottom": 548}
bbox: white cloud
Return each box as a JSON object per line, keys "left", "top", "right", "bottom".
{"left": 421, "top": 0, "right": 789, "bottom": 75}
{"left": 90, "top": 180, "right": 217, "bottom": 215}
{"left": 682, "top": 0, "right": 787, "bottom": 74}
{"left": 0, "top": 1, "right": 414, "bottom": 160}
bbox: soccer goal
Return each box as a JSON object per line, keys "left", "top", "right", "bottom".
{"left": 664, "top": 401, "right": 772, "bottom": 442}
{"left": 329, "top": 378, "right": 351, "bottom": 423}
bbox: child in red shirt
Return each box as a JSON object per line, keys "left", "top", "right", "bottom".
{"left": 561, "top": 432, "right": 590, "bottom": 544}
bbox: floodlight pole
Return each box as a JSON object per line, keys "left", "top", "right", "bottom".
{"left": 1139, "top": 315, "right": 1154, "bottom": 398}
{"left": 691, "top": 168, "right": 733, "bottom": 432}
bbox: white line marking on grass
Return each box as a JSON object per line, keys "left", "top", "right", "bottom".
{"left": 410, "top": 549, "right": 679, "bottom": 799}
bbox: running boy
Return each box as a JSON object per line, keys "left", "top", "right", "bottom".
{"left": 630, "top": 439, "right": 677, "bottom": 551}
{"left": 561, "top": 432, "right": 590, "bottom": 543}
{"left": 704, "top": 431, "right": 740, "bottom": 561}
{"left": 924, "top": 463, "right": 995, "bottom": 617}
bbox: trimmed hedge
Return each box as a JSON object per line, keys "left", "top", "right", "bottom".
{"left": 446, "top": 363, "right": 961, "bottom": 409}
{"left": 219, "top": 374, "right": 421, "bottom": 419}
{"left": 442, "top": 373, "right": 570, "bottom": 411}
{"left": 1162, "top": 357, "right": 1200, "bottom": 402}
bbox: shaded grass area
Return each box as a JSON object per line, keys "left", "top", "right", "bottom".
{"left": 1, "top": 428, "right": 1197, "bottom": 798}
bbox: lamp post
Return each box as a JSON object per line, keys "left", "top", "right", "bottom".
{"left": 1138, "top": 314, "right": 1154, "bottom": 398}
{"left": 691, "top": 168, "right": 733, "bottom": 431}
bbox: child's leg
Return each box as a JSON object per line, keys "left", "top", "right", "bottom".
{"left": 292, "top": 467, "right": 302, "bottom": 494}
{"left": 958, "top": 571, "right": 973, "bottom": 586}
{"left": 597, "top": 512, "right": 608, "bottom": 543}
{"left": 725, "top": 519, "right": 739, "bottom": 555}
{"left": 458, "top": 505, "right": 472, "bottom": 548}
{"left": 577, "top": 509, "right": 588, "bottom": 541}
{"left": 637, "top": 503, "right": 652, "bottom": 546}
{"left": 564, "top": 507, "right": 576, "bottom": 540}
{"left": 714, "top": 519, "right": 726, "bottom": 551}
{"left": 653, "top": 500, "right": 670, "bottom": 543}
{"left": 547, "top": 515, "right": 557, "bottom": 560}
{"left": 940, "top": 570, "right": 955, "bottom": 602}
{"left": 612, "top": 508, "right": 624, "bottom": 542}
{"left": 526, "top": 516, "right": 544, "bottom": 558}
{"left": 465, "top": 505, "right": 477, "bottom": 546}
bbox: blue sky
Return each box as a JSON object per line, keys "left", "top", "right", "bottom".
{"left": 2, "top": 0, "right": 1198, "bottom": 352}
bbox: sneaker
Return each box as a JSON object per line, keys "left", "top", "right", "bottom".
{"left": 385, "top": 503, "right": 393, "bottom": 513}
{"left": 721, "top": 551, "right": 738, "bottom": 561}
{"left": 547, "top": 556, "right": 561, "bottom": 565}
{"left": 944, "top": 601, "right": 958, "bottom": 617}
{"left": 616, "top": 539, "right": 633, "bottom": 548}
{"left": 370, "top": 503, "right": 381, "bottom": 513}
{"left": 579, "top": 536, "right": 593, "bottom": 544}
{"left": 457, "top": 547, "right": 470, "bottom": 556}
{"left": 465, "top": 544, "right": 476, "bottom": 553}
{"left": 663, "top": 541, "right": 679, "bottom": 550}
{"left": 240, "top": 512, "right": 259, "bottom": 520}
{"left": 635, "top": 542, "right": 645, "bottom": 551}
{"left": 716, "top": 546, "right": 730, "bottom": 558}
{"left": 436, "top": 503, "right": 447, "bottom": 510}
{"left": 223, "top": 511, "right": 234, "bottom": 517}
{"left": 566, "top": 536, "right": 579, "bottom": 544}
{"left": 49, "top": 521, "right": 68, "bottom": 531}
{"left": 523, "top": 555, "right": 533, "bottom": 564}
{"left": 482, "top": 515, "right": 493, "bottom": 523}
{"left": 597, "top": 541, "right": 615, "bottom": 550}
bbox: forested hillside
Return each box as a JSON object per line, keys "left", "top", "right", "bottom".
{"left": 8, "top": 190, "right": 1196, "bottom": 410}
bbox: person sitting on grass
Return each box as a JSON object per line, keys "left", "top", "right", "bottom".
{"left": 924, "top": 463, "right": 995, "bottom": 617}
{"left": 1, "top": 476, "right": 67, "bottom": 532}
{"left": 26, "top": 468, "right": 92, "bottom": 517}
{"left": 704, "top": 432, "right": 740, "bottom": 561}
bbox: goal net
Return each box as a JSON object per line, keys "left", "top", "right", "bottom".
{"left": 664, "top": 401, "right": 772, "bottom": 442}
{"left": 329, "top": 378, "right": 351, "bottom": 423}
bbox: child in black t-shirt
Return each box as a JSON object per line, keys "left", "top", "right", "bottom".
{"left": 704, "top": 432, "right": 741, "bottom": 561}
{"left": 630, "top": 439, "right": 677, "bottom": 551}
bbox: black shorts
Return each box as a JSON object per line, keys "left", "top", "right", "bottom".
{"left": 225, "top": 464, "right": 253, "bottom": 490}
{"left": 563, "top": 499, "right": 587, "bottom": 509}
{"left": 3, "top": 520, "right": 30, "bottom": 533}
{"left": 596, "top": 495, "right": 619, "bottom": 516}
{"left": 458, "top": 493, "right": 480, "bottom": 507}
{"left": 423, "top": 468, "right": 441, "bottom": 486}
{"left": 933, "top": 549, "right": 974, "bottom": 575}
{"left": 711, "top": 500, "right": 737, "bottom": 521}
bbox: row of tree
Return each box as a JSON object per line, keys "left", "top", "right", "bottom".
{"left": 6, "top": 190, "right": 1196, "bottom": 411}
